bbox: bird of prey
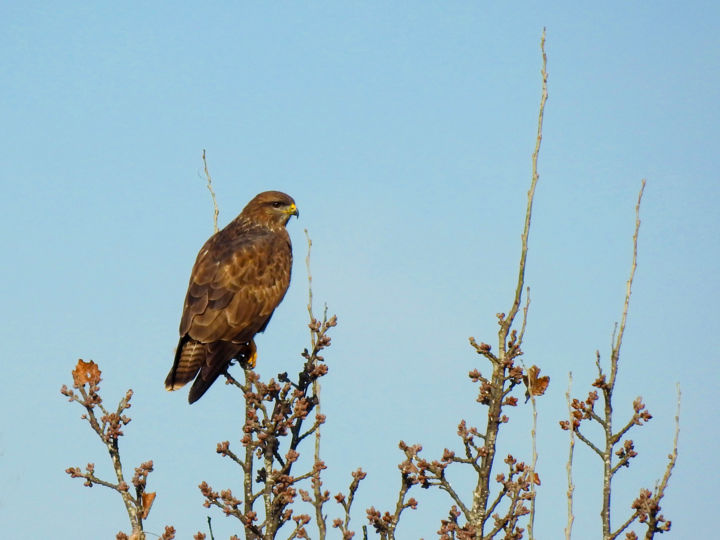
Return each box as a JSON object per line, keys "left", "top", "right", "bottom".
{"left": 164, "top": 191, "right": 298, "bottom": 403}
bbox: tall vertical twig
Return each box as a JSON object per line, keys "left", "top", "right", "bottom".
{"left": 201, "top": 149, "right": 219, "bottom": 233}
{"left": 600, "top": 180, "right": 646, "bottom": 538}
{"left": 527, "top": 396, "right": 538, "bottom": 540}
{"left": 638, "top": 385, "right": 680, "bottom": 540}
{"left": 501, "top": 27, "right": 547, "bottom": 342}
{"left": 610, "top": 179, "right": 645, "bottom": 386}
{"left": 565, "top": 373, "right": 576, "bottom": 540}
{"left": 386, "top": 29, "right": 549, "bottom": 539}
{"left": 305, "top": 228, "right": 328, "bottom": 540}
{"left": 562, "top": 179, "right": 676, "bottom": 539}
{"left": 520, "top": 289, "right": 539, "bottom": 540}
{"left": 470, "top": 27, "right": 548, "bottom": 534}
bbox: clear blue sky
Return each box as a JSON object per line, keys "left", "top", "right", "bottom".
{"left": 2, "top": 2, "right": 718, "bottom": 538}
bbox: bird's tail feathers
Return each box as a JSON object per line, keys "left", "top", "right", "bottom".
{"left": 186, "top": 341, "right": 250, "bottom": 403}
{"left": 165, "top": 335, "right": 204, "bottom": 391}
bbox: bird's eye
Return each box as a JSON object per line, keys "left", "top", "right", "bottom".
{"left": 271, "top": 201, "right": 283, "bottom": 208}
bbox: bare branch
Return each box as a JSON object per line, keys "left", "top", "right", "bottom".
{"left": 467, "top": 31, "right": 549, "bottom": 536}
{"left": 527, "top": 393, "right": 538, "bottom": 540}
{"left": 518, "top": 286, "right": 531, "bottom": 348}
{"left": 609, "top": 511, "right": 639, "bottom": 540}
{"left": 201, "top": 149, "right": 219, "bottom": 233}
{"left": 565, "top": 373, "right": 575, "bottom": 540}
{"left": 637, "top": 385, "right": 681, "bottom": 540}
{"left": 304, "top": 229, "right": 314, "bottom": 319}
{"left": 500, "top": 27, "right": 547, "bottom": 343}
{"left": 575, "top": 429, "right": 604, "bottom": 458}
{"left": 333, "top": 468, "right": 367, "bottom": 538}
{"left": 658, "top": 385, "right": 681, "bottom": 509}
{"left": 609, "top": 179, "right": 645, "bottom": 387}
{"left": 61, "top": 360, "right": 157, "bottom": 539}
{"left": 612, "top": 416, "right": 641, "bottom": 445}
{"left": 563, "top": 180, "right": 679, "bottom": 540}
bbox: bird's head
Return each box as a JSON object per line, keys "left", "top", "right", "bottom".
{"left": 242, "top": 191, "right": 299, "bottom": 229}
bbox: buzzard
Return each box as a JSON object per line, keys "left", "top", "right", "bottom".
{"left": 164, "top": 191, "right": 298, "bottom": 403}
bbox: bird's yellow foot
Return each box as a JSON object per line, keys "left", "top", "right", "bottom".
{"left": 245, "top": 340, "right": 258, "bottom": 369}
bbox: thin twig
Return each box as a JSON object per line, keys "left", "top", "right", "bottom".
{"left": 304, "top": 229, "right": 316, "bottom": 352}
{"left": 661, "top": 385, "right": 681, "bottom": 502}
{"left": 305, "top": 228, "right": 327, "bottom": 538}
{"left": 610, "top": 512, "right": 639, "bottom": 540}
{"left": 641, "top": 385, "right": 681, "bottom": 540}
{"left": 610, "top": 179, "right": 645, "bottom": 387}
{"left": 201, "top": 149, "right": 219, "bottom": 233}
{"left": 612, "top": 416, "right": 641, "bottom": 446}
{"left": 601, "top": 180, "right": 647, "bottom": 538}
{"left": 565, "top": 373, "right": 575, "bottom": 540}
{"left": 242, "top": 369, "right": 256, "bottom": 537}
{"left": 576, "top": 429, "right": 604, "bottom": 458}
{"left": 500, "top": 27, "right": 548, "bottom": 342}
{"left": 336, "top": 469, "right": 366, "bottom": 536}
{"left": 518, "top": 286, "right": 531, "bottom": 347}
{"left": 470, "top": 29, "right": 548, "bottom": 535}
{"left": 207, "top": 515, "right": 215, "bottom": 540}
{"left": 528, "top": 393, "right": 538, "bottom": 540}
{"left": 518, "top": 287, "right": 537, "bottom": 540}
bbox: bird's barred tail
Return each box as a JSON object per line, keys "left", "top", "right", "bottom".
{"left": 186, "top": 340, "right": 254, "bottom": 403}
{"left": 164, "top": 335, "right": 204, "bottom": 392}
{"left": 166, "top": 337, "right": 254, "bottom": 403}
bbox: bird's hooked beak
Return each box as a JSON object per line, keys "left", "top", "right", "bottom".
{"left": 286, "top": 203, "right": 299, "bottom": 219}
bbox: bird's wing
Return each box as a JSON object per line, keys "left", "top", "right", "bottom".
{"left": 180, "top": 228, "right": 292, "bottom": 344}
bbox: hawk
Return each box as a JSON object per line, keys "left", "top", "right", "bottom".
{"left": 164, "top": 191, "right": 298, "bottom": 403}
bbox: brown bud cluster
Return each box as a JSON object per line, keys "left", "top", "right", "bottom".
{"left": 615, "top": 439, "right": 638, "bottom": 467}
{"left": 561, "top": 391, "right": 601, "bottom": 432}
{"left": 438, "top": 506, "right": 476, "bottom": 540}
{"left": 631, "top": 488, "right": 671, "bottom": 532}
{"left": 366, "top": 506, "right": 395, "bottom": 534}
{"left": 632, "top": 397, "right": 653, "bottom": 424}
{"left": 132, "top": 461, "right": 154, "bottom": 489}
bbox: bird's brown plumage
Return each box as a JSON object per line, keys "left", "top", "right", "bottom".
{"left": 165, "top": 191, "right": 298, "bottom": 403}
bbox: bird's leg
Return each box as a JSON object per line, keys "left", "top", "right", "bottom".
{"left": 245, "top": 339, "right": 258, "bottom": 369}
{"left": 235, "top": 339, "right": 258, "bottom": 369}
